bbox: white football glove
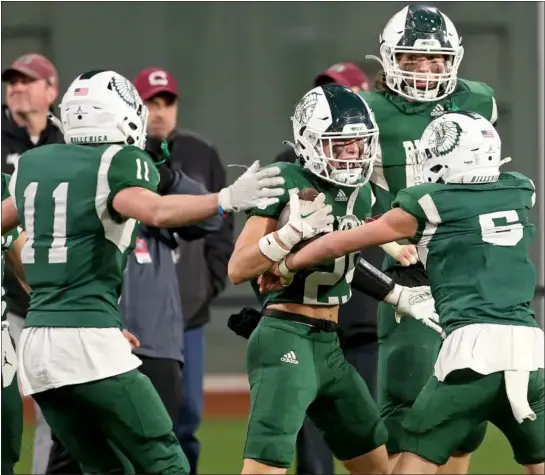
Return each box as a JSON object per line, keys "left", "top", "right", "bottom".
{"left": 276, "top": 191, "right": 334, "bottom": 249}
{"left": 218, "top": 161, "right": 285, "bottom": 212}
{"left": 385, "top": 284, "right": 445, "bottom": 338}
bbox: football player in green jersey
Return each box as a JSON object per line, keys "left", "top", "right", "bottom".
{"left": 275, "top": 111, "right": 544, "bottom": 475}
{"left": 0, "top": 70, "right": 286, "bottom": 475}
{"left": 228, "top": 84, "right": 440, "bottom": 475}
{"left": 358, "top": 4, "right": 498, "bottom": 472}
{"left": 1, "top": 173, "right": 28, "bottom": 475}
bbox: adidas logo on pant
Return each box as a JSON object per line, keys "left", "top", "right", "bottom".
{"left": 280, "top": 351, "right": 299, "bottom": 364}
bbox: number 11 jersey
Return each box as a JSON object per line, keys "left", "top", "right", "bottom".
{"left": 10, "top": 143, "right": 159, "bottom": 329}
{"left": 393, "top": 171, "right": 538, "bottom": 336}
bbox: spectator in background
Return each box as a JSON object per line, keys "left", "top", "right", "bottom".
{"left": 313, "top": 61, "right": 371, "bottom": 93}
{"left": 274, "top": 61, "right": 382, "bottom": 475}
{"left": 1, "top": 53, "right": 63, "bottom": 475}
{"left": 121, "top": 137, "right": 224, "bottom": 424}
{"left": 134, "top": 68, "right": 234, "bottom": 474}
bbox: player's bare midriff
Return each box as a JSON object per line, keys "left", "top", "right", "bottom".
{"left": 267, "top": 302, "right": 339, "bottom": 322}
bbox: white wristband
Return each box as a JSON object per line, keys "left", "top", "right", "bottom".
{"left": 380, "top": 241, "right": 403, "bottom": 258}
{"left": 384, "top": 283, "right": 402, "bottom": 306}
{"left": 275, "top": 224, "right": 302, "bottom": 249}
{"left": 259, "top": 233, "right": 291, "bottom": 262}
{"left": 278, "top": 258, "right": 295, "bottom": 278}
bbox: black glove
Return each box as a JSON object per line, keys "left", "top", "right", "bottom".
{"left": 227, "top": 307, "right": 263, "bottom": 339}
{"left": 145, "top": 137, "right": 175, "bottom": 195}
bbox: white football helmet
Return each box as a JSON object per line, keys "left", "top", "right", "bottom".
{"left": 368, "top": 5, "right": 464, "bottom": 102}
{"left": 417, "top": 111, "right": 510, "bottom": 184}
{"left": 290, "top": 84, "right": 379, "bottom": 187}
{"left": 59, "top": 70, "right": 148, "bottom": 149}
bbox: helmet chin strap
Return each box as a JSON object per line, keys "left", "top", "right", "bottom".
{"left": 365, "top": 55, "right": 384, "bottom": 68}
{"left": 283, "top": 140, "right": 296, "bottom": 149}
{"left": 48, "top": 113, "right": 64, "bottom": 134}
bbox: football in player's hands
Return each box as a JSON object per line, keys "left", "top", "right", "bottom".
{"left": 277, "top": 188, "right": 325, "bottom": 251}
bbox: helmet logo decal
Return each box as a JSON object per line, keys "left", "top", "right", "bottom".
{"left": 428, "top": 120, "right": 462, "bottom": 156}
{"left": 294, "top": 92, "right": 319, "bottom": 126}
{"left": 111, "top": 76, "right": 141, "bottom": 109}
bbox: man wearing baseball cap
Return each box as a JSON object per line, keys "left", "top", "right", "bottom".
{"left": 1, "top": 53, "right": 65, "bottom": 475}
{"left": 273, "top": 61, "right": 381, "bottom": 475}
{"left": 313, "top": 61, "right": 371, "bottom": 93}
{"left": 133, "top": 67, "right": 233, "bottom": 474}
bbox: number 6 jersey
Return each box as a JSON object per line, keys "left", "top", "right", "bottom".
{"left": 247, "top": 161, "right": 374, "bottom": 308}
{"left": 393, "top": 171, "right": 538, "bottom": 335}
{"left": 9, "top": 143, "right": 159, "bottom": 329}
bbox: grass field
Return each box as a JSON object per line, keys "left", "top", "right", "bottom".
{"left": 15, "top": 419, "right": 522, "bottom": 474}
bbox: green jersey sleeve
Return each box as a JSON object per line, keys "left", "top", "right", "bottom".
{"left": 393, "top": 189, "right": 428, "bottom": 220}
{"left": 107, "top": 146, "right": 160, "bottom": 222}
{"left": 456, "top": 79, "right": 497, "bottom": 125}
{"left": 1, "top": 172, "right": 21, "bottom": 249}
{"left": 392, "top": 184, "right": 443, "bottom": 243}
{"left": 1, "top": 172, "right": 11, "bottom": 201}
{"left": 503, "top": 171, "right": 536, "bottom": 210}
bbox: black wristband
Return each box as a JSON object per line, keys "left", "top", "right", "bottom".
{"left": 351, "top": 258, "right": 396, "bottom": 301}
{"left": 157, "top": 164, "right": 175, "bottom": 195}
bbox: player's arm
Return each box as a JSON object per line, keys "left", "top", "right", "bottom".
{"left": 1, "top": 197, "right": 19, "bottom": 234}
{"left": 285, "top": 208, "right": 417, "bottom": 273}
{"left": 113, "top": 188, "right": 224, "bottom": 229}
{"left": 228, "top": 192, "right": 334, "bottom": 285}
{"left": 6, "top": 231, "right": 29, "bottom": 294}
{"left": 109, "top": 146, "right": 285, "bottom": 228}
{"left": 228, "top": 215, "right": 281, "bottom": 285}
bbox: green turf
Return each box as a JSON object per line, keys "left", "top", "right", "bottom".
{"left": 15, "top": 419, "right": 522, "bottom": 474}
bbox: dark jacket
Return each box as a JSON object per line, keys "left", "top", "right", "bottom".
{"left": 1, "top": 106, "right": 64, "bottom": 318}
{"left": 120, "top": 169, "right": 224, "bottom": 362}
{"left": 167, "top": 129, "right": 234, "bottom": 330}
{"left": 274, "top": 147, "right": 379, "bottom": 342}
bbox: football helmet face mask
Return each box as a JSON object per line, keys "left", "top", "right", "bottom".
{"left": 417, "top": 111, "right": 510, "bottom": 185}
{"left": 60, "top": 70, "right": 148, "bottom": 149}
{"left": 290, "top": 84, "right": 379, "bottom": 187}
{"left": 369, "top": 5, "right": 464, "bottom": 102}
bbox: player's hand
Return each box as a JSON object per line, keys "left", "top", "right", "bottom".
{"left": 122, "top": 330, "right": 141, "bottom": 350}
{"left": 287, "top": 191, "right": 334, "bottom": 240}
{"left": 385, "top": 284, "right": 445, "bottom": 338}
{"left": 218, "top": 161, "right": 285, "bottom": 212}
{"left": 257, "top": 271, "right": 291, "bottom": 293}
{"left": 381, "top": 242, "right": 419, "bottom": 267}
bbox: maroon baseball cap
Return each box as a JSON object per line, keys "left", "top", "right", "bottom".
{"left": 2, "top": 53, "right": 58, "bottom": 86}
{"left": 313, "top": 62, "right": 370, "bottom": 92}
{"left": 133, "top": 67, "right": 178, "bottom": 101}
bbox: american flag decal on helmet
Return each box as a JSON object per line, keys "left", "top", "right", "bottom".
{"left": 481, "top": 129, "right": 495, "bottom": 138}
{"left": 74, "top": 87, "right": 88, "bottom": 96}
